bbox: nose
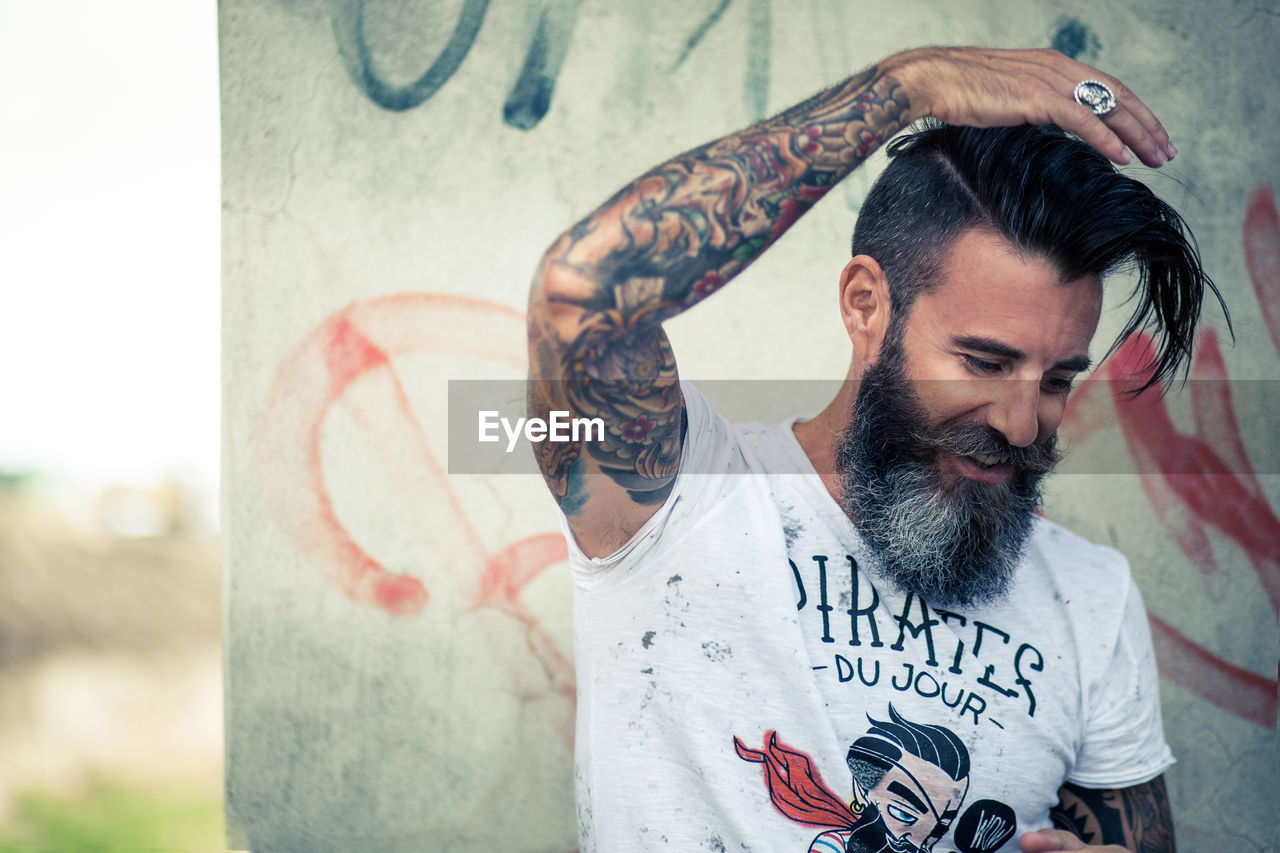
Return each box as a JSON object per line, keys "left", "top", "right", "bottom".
{"left": 987, "top": 379, "right": 1041, "bottom": 448}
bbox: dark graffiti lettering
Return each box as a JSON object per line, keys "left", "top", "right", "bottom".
{"left": 328, "top": 0, "right": 491, "bottom": 112}
{"left": 503, "top": 0, "right": 582, "bottom": 130}
{"left": 327, "top": 0, "right": 580, "bottom": 129}
{"left": 667, "top": 0, "right": 732, "bottom": 73}
{"left": 742, "top": 0, "right": 771, "bottom": 121}
{"left": 1050, "top": 17, "right": 1101, "bottom": 63}
{"left": 326, "top": 0, "right": 785, "bottom": 130}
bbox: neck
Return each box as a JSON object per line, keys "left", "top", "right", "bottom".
{"left": 793, "top": 367, "right": 858, "bottom": 507}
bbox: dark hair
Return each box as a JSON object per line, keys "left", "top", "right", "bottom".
{"left": 850, "top": 122, "right": 1229, "bottom": 392}
{"left": 845, "top": 704, "right": 970, "bottom": 790}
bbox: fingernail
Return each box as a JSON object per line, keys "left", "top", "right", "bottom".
{"left": 1167, "top": 142, "right": 1178, "bottom": 159}
{"left": 1118, "top": 150, "right": 1132, "bottom": 165}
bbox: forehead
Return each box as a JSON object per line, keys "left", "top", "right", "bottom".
{"left": 911, "top": 229, "right": 1103, "bottom": 354}
{"left": 870, "top": 752, "right": 965, "bottom": 811}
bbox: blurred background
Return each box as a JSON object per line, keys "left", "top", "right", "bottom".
{"left": 0, "top": 2, "right": 222, "bottom": 850}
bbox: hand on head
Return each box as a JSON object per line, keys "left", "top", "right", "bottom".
{"left": 883, "top": 46, "right": 1174, "bottom": 168}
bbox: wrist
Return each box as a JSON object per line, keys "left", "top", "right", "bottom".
{"left": 878, "top": 47, "right": 939, "bottom": 125}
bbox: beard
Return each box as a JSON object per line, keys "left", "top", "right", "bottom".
{"left": 844, "top": 801, "right": 922, "bottom": 853}
{"left": 835, "top": 334, "right": 1061, "bottom": 610}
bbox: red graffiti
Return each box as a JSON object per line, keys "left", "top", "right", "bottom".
{"left": 1107, "top": 334, "right": 1280, "bottom": 615}
{"left": 256, "top": 293, "right": 575, "bottom": 728}
{"left": 1245, "top": 185, "right": 1280, "bottom": 356}
{"left": 1058, "top": 334, "right": 1278, "bottom": 729}
{"left": 1055, "top": 184, "right": 1280, "bottom": 729}
{"left": 1148, "top": 613, "right": 1278, "bottom": 730}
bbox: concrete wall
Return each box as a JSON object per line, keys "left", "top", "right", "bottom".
{"left": 221, "top": 1, "right": 1279, "bottom": 849}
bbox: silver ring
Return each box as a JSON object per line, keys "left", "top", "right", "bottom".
{"left": 1074, "top": 79, "right": 1117, "bottom": 117}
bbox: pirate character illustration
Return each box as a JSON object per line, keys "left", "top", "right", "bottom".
{"left": 736, "top": 705, "right": 971, "bottom": 853}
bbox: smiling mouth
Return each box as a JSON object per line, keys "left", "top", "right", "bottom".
{"left": 964, "top": 452, "right": 1006, "bottom": 469}
{"left": 948, "top": 451, "right": 1013, "bottom": 485}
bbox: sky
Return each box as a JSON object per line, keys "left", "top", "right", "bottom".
{"left": 0, "top": 1, "right": 220, "bottom": 490}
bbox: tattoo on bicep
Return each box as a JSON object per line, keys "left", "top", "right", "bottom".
{"left": 1052, "top": 778, "right": 1176, "bottom": 852}
{"left": 563, "top": 315, "right": 684, "bottom": 500}
{"left": 529, "top": 312, "right": 684, "bottom": 510}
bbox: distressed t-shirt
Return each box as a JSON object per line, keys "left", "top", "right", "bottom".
{"left": 563, "top": 382, "right": 1172, "bottom": 853}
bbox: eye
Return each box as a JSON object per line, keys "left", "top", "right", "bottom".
{"left": 1042, "top": 374, "right": 1076, "bottom": 394}
{"left": 886, "top": 803, "right": 919, "bottom": 826}
{"left": 962, "top": 354, "right": 1002, "bottom": 375}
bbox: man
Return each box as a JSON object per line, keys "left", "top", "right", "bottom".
{"left": 527, "top": 46, "right": 1220, "bottom": 852}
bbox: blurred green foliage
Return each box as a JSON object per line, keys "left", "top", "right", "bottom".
{"left": 0, "top": 782, "right": 224, "bottom": 852}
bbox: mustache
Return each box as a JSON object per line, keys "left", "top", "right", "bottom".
{"left": 910, "top": 421, "right": 1062, "bottom": 478}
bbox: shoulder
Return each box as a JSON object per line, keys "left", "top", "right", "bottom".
{"left": 1007, "top": 517, "right": 1142, "bottom": 650}
{"left": 672, "top": 382, "right": 811, "bottom": 480}
{"left": 558, "top": 382, "right": 770, "bottom": 579}
{"left": 1023, "top": 515, "right": 1132, "bottom": 590}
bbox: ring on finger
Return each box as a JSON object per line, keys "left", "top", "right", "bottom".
{"left": 1074, "top": 79, "right": 1117, "bottom": 117}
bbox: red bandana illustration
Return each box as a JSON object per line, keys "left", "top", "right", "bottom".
{"left": 734, "top": 730, "right": 865, "bottom": 829}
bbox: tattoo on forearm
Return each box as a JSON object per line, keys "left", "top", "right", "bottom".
{"left": 529, "top": 67, "right": 908, "bottom": 507}
{"left": 1051, "top": 778, "right": 1176, "bottom": 852}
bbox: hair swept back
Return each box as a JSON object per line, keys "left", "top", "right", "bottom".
{"left": 845, "top": 704, "right": 970, "bottom": 791}
{"left": 850, "top": 121, "right": 1229, "bottom": 392}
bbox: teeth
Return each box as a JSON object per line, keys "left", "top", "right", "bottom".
{"left": 968, "top": 452, "right": 1001, "bottom": 468}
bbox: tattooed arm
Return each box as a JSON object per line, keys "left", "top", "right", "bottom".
{"left": 527, "top": 65, "right": 907, "bottom": 556}
{"left": 527, "top": 47, "right": 1174, "bottom": 557}
{"left": 1019, "top": 776, "right": 1176, "bottom": 852}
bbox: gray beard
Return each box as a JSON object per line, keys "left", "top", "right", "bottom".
{"left": 834, "top": 337, "right": 1061, "bottom": 610}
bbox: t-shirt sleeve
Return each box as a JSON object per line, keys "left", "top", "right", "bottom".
{"left": 557, "top": 381, "right": 749, "bottom": 587}
{"left": 1067, "top": 576, "right": 1175, "bottom": 788}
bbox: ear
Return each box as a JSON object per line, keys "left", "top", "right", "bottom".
{"left": 839, "top": 254, "right": 891, "bottom": 364}
{"left": 849, "top": 775, "right": 871, "bottom": 811}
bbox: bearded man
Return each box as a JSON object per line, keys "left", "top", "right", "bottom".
{"left": 527, "top": 46, "right": 1221, "bottom": 853}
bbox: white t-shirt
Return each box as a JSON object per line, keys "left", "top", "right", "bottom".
{"left": 562, "top": 382, "right": 1173, "bottom": 853}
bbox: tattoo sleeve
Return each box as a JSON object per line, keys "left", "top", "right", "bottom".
{"left": 1050, "top": 777, "right": 1176, "bottom": 852}
{"left": 528, "top": 66, "right": 909, "bottom": 517}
